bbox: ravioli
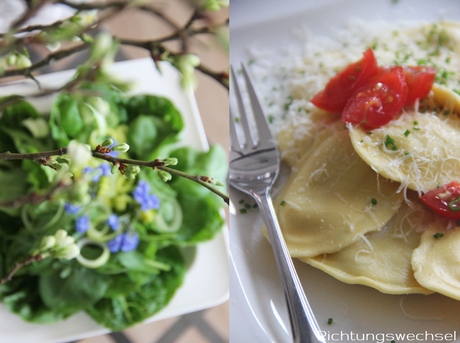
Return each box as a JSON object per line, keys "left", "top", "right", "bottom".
{"left": 268, "top": 129, "right": 403, "bottom": 258}
{"left": 412, "top": 225, "right": 460, "bottom": 300}
{"left": 302, "top": 197, "right": 434, "bottom": 295}
{"left": 277, "top": 113, "right": 342, "bottom": 167}
{"left": 349, "top": 110, "right": 460, "bottom": 194}
{"left": 432, "top": 83, "right": 460, "bottom": 115}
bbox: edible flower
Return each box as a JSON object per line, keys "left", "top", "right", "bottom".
{"left": 75, "top": 215, "right": 90, "bottom": 233}
{"left": 132, "top": 180, "right": 160, "bottom": 212}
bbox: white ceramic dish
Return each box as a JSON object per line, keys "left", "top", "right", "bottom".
{"left": 230, "top": 1, "right": 460, "bottom": 342}
{"left": 0, "top": 59, "right": 229, "bottom": 343}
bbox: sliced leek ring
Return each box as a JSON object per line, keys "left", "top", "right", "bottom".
{"left": 76, "top": 238, "right": 110, "bottom": 269}
{"left": 155, "top": 198, "right": 182, "bottom": 233}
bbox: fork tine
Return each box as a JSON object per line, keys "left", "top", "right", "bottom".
{"left": 241, "top": 63, "right": 273, "bottom": 144}
{"left": 230, "top": 65, "right": 256, "bottom": 150}
{"left": 229, "top": 105, "right": 241, "bottom": 152}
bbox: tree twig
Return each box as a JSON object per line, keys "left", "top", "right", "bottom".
{"left": 196, "top": 64, "right": 229, "bottom": 89}
{"left": 0, "top": 254, "right": 43, "bottom": 286}
{"left": 0, "top": 149, "right": 229, "bottom": 204}
{"left": 11, "top": 0, "right": 58, "bottom": 30}
{"left": 0, "top": 181, "right": 69, "bottom": 209}
{"left": 1, "top": 42, "right": 88, "bottom": 78}
{"left": 59, "top": 0, "right": 181, "bottom": 30}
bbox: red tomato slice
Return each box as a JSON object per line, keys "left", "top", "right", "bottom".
{"left": 421, "top": 181, "right": 460, "bottom": 220}
{"left": 341, "top": 66, "right": 408, "bottom": 128}
{"left": 310, "top": 48, "right": 378, "bottom": 113}
{"left": 403, "top": 66, "right": 436, "bottom": 106}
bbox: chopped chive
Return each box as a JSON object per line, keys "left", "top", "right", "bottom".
{"left": 444, "top": 109, "right": 451, "bottom": 115}
{"left": 239, "top": 199, "right": 244, "bottom": 204}
{"left": 284, "top": 96, "right": 294, "bottom": 110}
{"left": 280, "top": 200, "right": 286, "bottom": 206}
{"left": 268, "top": 115, "right": 274, "bottom": 123}
{"left": 360, "top": 140, "right": 364, "bottom": 143}
{"left": 404, "top": 129, "right": 411, "bottom": 137}
{"left": 413, "top": 127, "right": 420, "bottom": 130}
{"left": 437, "top": 183, "right": 442, "bottom": 188}
{"left": 413, "top": 121, "right": 419, "bottom": 125}
{"left": 239, "top": 209, "right": 247, "bottom": 214}
{"left": 404, "top": 152, "right": 410, "bottom": 155}
{"left": 327, "top": 318, "right": 333, "bottom": 325}
{"left": 248, "top": 58, "right": 255, "bottom": 65}
{"left": 384, "top": 135, "right": 397, "bottom": 150}
{"left": 391, "top": 341, "right": 396, "bottom": 343}
{"left": 244, "top": 203, "right": 251, "bottom": 209}
{"left": 366, "top": 132, "right": 373, "bottom": 135}
{"left": 433, "top": 232, "right": 444, "bottom": 239}
{"left": 371, "top": 198, "right": 378, "bottom": 206}
{"left": 252, "top": 204, "right": 258, "bottom": 209}
{"left": 234, "top": 117, "right": 240, "bottom": 123}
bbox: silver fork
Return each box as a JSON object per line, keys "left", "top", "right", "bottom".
{"left": 229, "top": 64, "right": 326, "bottom": 343}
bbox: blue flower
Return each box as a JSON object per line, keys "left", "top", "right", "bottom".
{"left": 82, "top": 166, "right": 94, "bottom": 174}
{"left": 106, "top": 214, "right": 119, "bottom": 231}
{"left": 83, "top": 164, "right": 112, "bottom": 182}
{"left": 106, "top": 138, "right": 120, "bottom": 158}
{"left": 64, "top": 203, "right": 81, "bottom": 215}
{"left": 107, "top": 232, "right": 139, "bottom": 253}
{"left": 132, "top": 181, "right": 160, "bottom": 212}
{"left": 75, "top": 215, "right": 90, "bottom": 233}
{"left": 107, "top": 234, "right": 123, "bottom": 253}
{"left": 99, "top": 163, "right": 111, "bottom": 176}
{"left": 121, "top": 233, "right": 140, "bottom": 252}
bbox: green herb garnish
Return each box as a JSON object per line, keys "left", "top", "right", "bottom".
{"left": 384, "top": 135, "right": 398, "bottom": 150}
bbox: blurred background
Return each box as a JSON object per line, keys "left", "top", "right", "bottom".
{"left": 0, "top": 0, "right": 229, "bottom": 342}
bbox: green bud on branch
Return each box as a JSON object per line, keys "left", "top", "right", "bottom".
{"left": 157, "top": 170, "right": 172, "bottom": 182}
{"left": 160, "top": 157, "right": 178, "bottom": 166}
{"left": 112, "top": 143, "right": 130, "bottom": 153}
{"left": 16, "top": 55, "right": 32, "bottom": 69}
{"left": 101, "top": 138, "right": 114, "bottom": 147}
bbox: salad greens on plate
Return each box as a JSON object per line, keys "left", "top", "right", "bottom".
{"left": 0, "top": 82, "right": 227, "bottom": 330}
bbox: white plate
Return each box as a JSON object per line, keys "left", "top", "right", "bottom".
{"left": 0, "top": 59, "right": 229, "bottom": 343}
{"left": 230, "top": 1, "right": 460, "bottom": 342}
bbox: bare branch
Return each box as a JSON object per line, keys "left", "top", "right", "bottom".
{"left": 1, "top": 42, "right": 88, "bottom": 78}
{"left": 0, "top": 148, "right": 229, "bottom": 204}
{"left": 11, "top": 0, "right": 58, "bottom": 30}
{"left": 0, "top": 254, "right": 44, "bottom": 286}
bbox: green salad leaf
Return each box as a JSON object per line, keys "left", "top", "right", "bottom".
{"left": 0, "top": 85, "right": 227, "bottom": 331}
{"left": 86, "top": 245, "right": 185, "bottom": 331}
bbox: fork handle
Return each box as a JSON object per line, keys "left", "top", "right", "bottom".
{"left": 253, "top": 191, "right": 326, "bottom": 343}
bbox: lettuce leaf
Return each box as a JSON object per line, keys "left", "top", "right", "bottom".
{"left": 86, "top": 246, "right": 185, "bottom": 330}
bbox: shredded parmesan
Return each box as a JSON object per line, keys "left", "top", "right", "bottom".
{"left": 354, "top": 233, "right": 375, "bottom": 261}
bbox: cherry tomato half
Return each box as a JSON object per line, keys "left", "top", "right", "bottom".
{"left": 402, "top": 66, "right": 436, "bottom": 106}
{"left": 341, "top": 66, "right": 408, "bottom": 128}
{"left": 310, "top": 48, "right": 379, "bottom": 113}
{"left": 421, "top": 181, "right": 460, "bottom": 220}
